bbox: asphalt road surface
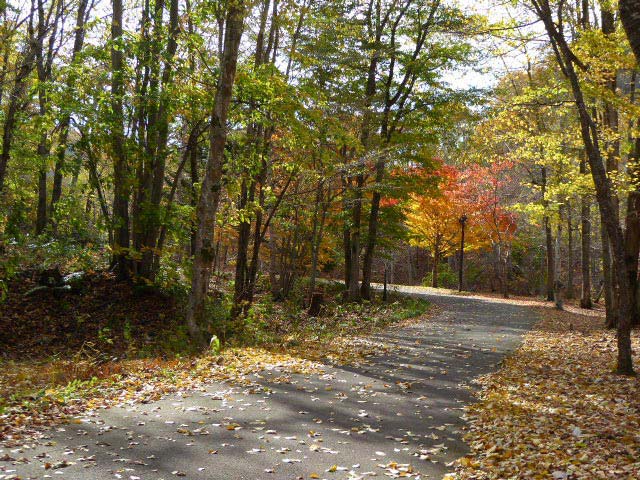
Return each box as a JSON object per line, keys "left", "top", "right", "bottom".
{"left": 2, "top": 286, "right": 538, "bottom": 480}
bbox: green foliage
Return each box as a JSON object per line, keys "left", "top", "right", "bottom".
{"left": 209, "top": 335, "right": 221, "bottom": 354}
{"left": 423, "top": 262, "right": 458, "bottom": 289}
{"left": 97, "top": 326, "right": 114, "bottom": 345}
{"left": 52, "top": 376, "right": 100, "bottom": 404}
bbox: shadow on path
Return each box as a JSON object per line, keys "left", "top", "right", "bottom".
{"left": 6, "top": 287, "right": 538, "bottom": 480}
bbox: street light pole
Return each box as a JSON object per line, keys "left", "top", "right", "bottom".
{"left": 458, "top": 214, "right": 467, "bottom": 292}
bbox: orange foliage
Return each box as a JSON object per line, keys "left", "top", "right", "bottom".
{"left": 406, "top": 160, "right": 517, "bottom": 256}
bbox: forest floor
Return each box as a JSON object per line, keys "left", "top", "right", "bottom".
{"left": 0, "top": 283, "right": 537, "bottom": 479}
{"left": 2, "top": 281, "right": 637, "bottom": 479}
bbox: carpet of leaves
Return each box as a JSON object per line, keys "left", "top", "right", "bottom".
{"left": 453, "top": 307, "right": 640, "bottom": 480}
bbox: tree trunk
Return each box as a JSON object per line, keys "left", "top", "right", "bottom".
{"left": 231, "top": 178, "right": 253, "bottom": 319}
{"left": 545, "top": 215, "right": 555, "bottom": 301}
{"left": 554, "top": 211, "right": 563, "bottom": 309}
{"left": 580, "top": 183, "right": 592, "bottom": 308}
{"left": 624, "top": 183, "right": 640, "bottom": 326}
{"left": 35, "top": 150, "right": 48, "bottom": 235}
{"left": 566, "top": 202, "right": 575, "bottom": 299}
{"left": 186, "top": 2, "right": 245, "bottom": 341}
{"left": 361, "top": 161, "right": 383, "bottom": 300}
{"left": 0, "top": 10, "right": 36, "bottom": 192}
{"left": 110, "top": 0, "right": 131, "bottom": 280}
{"left": 343, "top": 202, "right": 351, "bottom": 299}
{"left": 541, "top": 166, "right": 555, "bottom": 301}
{"left": 268, "top": 226, "right": 280, "bottom": 299}
{"left": 155, "top": 125, "right": 201, "bottom": 262}
{"left": 431, "top": 245, "right": 439, "bottom": 288}
{"left": 619, "top": 0, "right": 640, "bottom": 63}
{"left": 347, "top": 174, "right": 363, "bottom": 301}
{"left": 231, "top": 0, "right": 280, "bottom": 317}
{"left": 308, "top": 180, "right": 327, "bottom": 306}
{"left": 130, "top": 0, "right": 180, "bottom": 280}
{"left": 622, "top": 1, "right": 640, "bottom": 324}
{"left": 357, "top": 49, "right": 379, "bottom": 301}
{"left": 0, "top": 6, "right": 9, "bottom": 106}
{"left": 502, "top": 248, "right": 510, "bottom": 298}
{"left": 360, "top": 0, "right": 438, "bottom": 299}
{"left": 602, "top": 219, "right": 616, "bottom": 327}
{"left": 34, "top": 0, "right": 63, "bottom": 234}
{"left": 349, "top": 33, "right": 378, "bottom": 302}
{"left": 190, "top": 139, "right": 199, "bottom": 256}
{"left": 82, "top": 135, "right": 112, "bottom": 245}
{"left": 50, "top": 0, "right": 90, "bottom": 215}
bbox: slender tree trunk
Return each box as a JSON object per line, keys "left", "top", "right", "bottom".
{"left": 35, "top": 46, "right": 49, "bottom": 234}
{"left": 624, "top": 77, "right": 640, "bottom": 326}
{"left": 34, "top": 0, "right": 63, "bottom": 234}
{"left": 307, "top": 181, "right": 322, "bottom": 304}
{"left": 566, "top": 203, "right": 575, "bottom": 299}
{"left": 35, "top": 145, "right": 48, "bottom": 235}
{"left": 431, "top": 243, "right": 440, "bottom": 288}
{"left": 356, "top": 49, "right": 378, "bottom": 301}
{"left": 308, "top": 180, "right": 327, "bottom": 305}
{"left": 50, "top": 0, "right": 90, "bottom": 215}
{"left": 268, "top": 226, "right": 280, "bottom": 298}
{"left": 232, "top": 179, "right": 252, "bottom": 318}
{"left": 348, "top": 174, "right": 363, "bottom": 301}
{"left": 360, "top": 0, "right": 438, "bottom": 299}
{"left": 285, "top": 0, "right": 308, "bottom": 78}
{"left": 130, "top": 0, "right": 180, "bottom": 280}
{"left": 82, "top": 136, "right": 112, "bottom": 245}
{"left": 544, "top": 215, "right": 555, "bottom": 301}
{"left": 186, "top": 2, "right": 245, "bottom": 341}
{"left": 349, "top": 33, "right": 378, "bottom": 302}
{"left": 0, "top": 7, "right": 9, "bottom": 106}
{"left": 110, "top": 0, "right": 131, "bottom": 280}
{"left": 231, "top": 0, "right": 280, "bottom": 316}
{"left": 554, "top": 210, "right": 563, "bottom": 309}
{"left": 601, "top": 219, "right": 616, "bottom": 326}
{"left": 624, "top": 184, "right": 640, "bottom": 326}
{"left": 502, "top": 248, "right": 510, "bottom": 298}
{"left": 0, "top": 10, "right": 36, "bottom": 193}
{"left": 619, "top": 0, "right": 640, "bottom": 324}
{"left": 541, "top": 166, "right": 555, "bottom": 301}
{"left": 619, "top": 0, "right": 640, "bottom": 63}
{"left": 361, "top": 161, "right": 383, "bottom": 299}
{"left": 0, "top": 95, "right": 23, "bottom": 192}
{"left": 190, "top": 139, "right": 199, "bottom": 256}
{"left": 343, "top": 211, "right": 351, "bottom": 296}
{"left": 580, "top": 182, "right": 592, "bottom": 308}
{"left": 343, "top": 222, "right": 351, "bottom": 297}
{"left": 155, "top": 125, "right": 200, "bottom": 259}
{"left": 242, "top": 170, "right": 292, "bottom": 311}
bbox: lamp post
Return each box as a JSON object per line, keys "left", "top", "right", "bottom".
{"left": 458, "top": 214, "right": 467, "bottom": 292}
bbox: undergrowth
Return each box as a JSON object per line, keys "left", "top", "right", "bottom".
{"left": 0, "top": 274, "right": 430, "bottom": 418}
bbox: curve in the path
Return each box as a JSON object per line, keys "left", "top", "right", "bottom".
{"left": 4, "top": 287, "right": 537, "bottom": 480}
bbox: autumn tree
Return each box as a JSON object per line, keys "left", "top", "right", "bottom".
{"left": 186, "top": 0, "right": 246, "bottom": 341}
{"left": 527, "top": 0, "right": 637, "bottom": 374}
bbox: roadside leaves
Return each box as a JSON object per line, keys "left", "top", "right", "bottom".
{"left": 455, "top": 307, "right": 640, "bottom": 480}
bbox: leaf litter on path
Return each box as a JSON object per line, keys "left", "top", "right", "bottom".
{"left": 453, "top": 307, "right": 640, "bottom": 480}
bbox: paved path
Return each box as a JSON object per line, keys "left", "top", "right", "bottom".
{"left": 2, "top": 287, "right": 537, "bottom": 480}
